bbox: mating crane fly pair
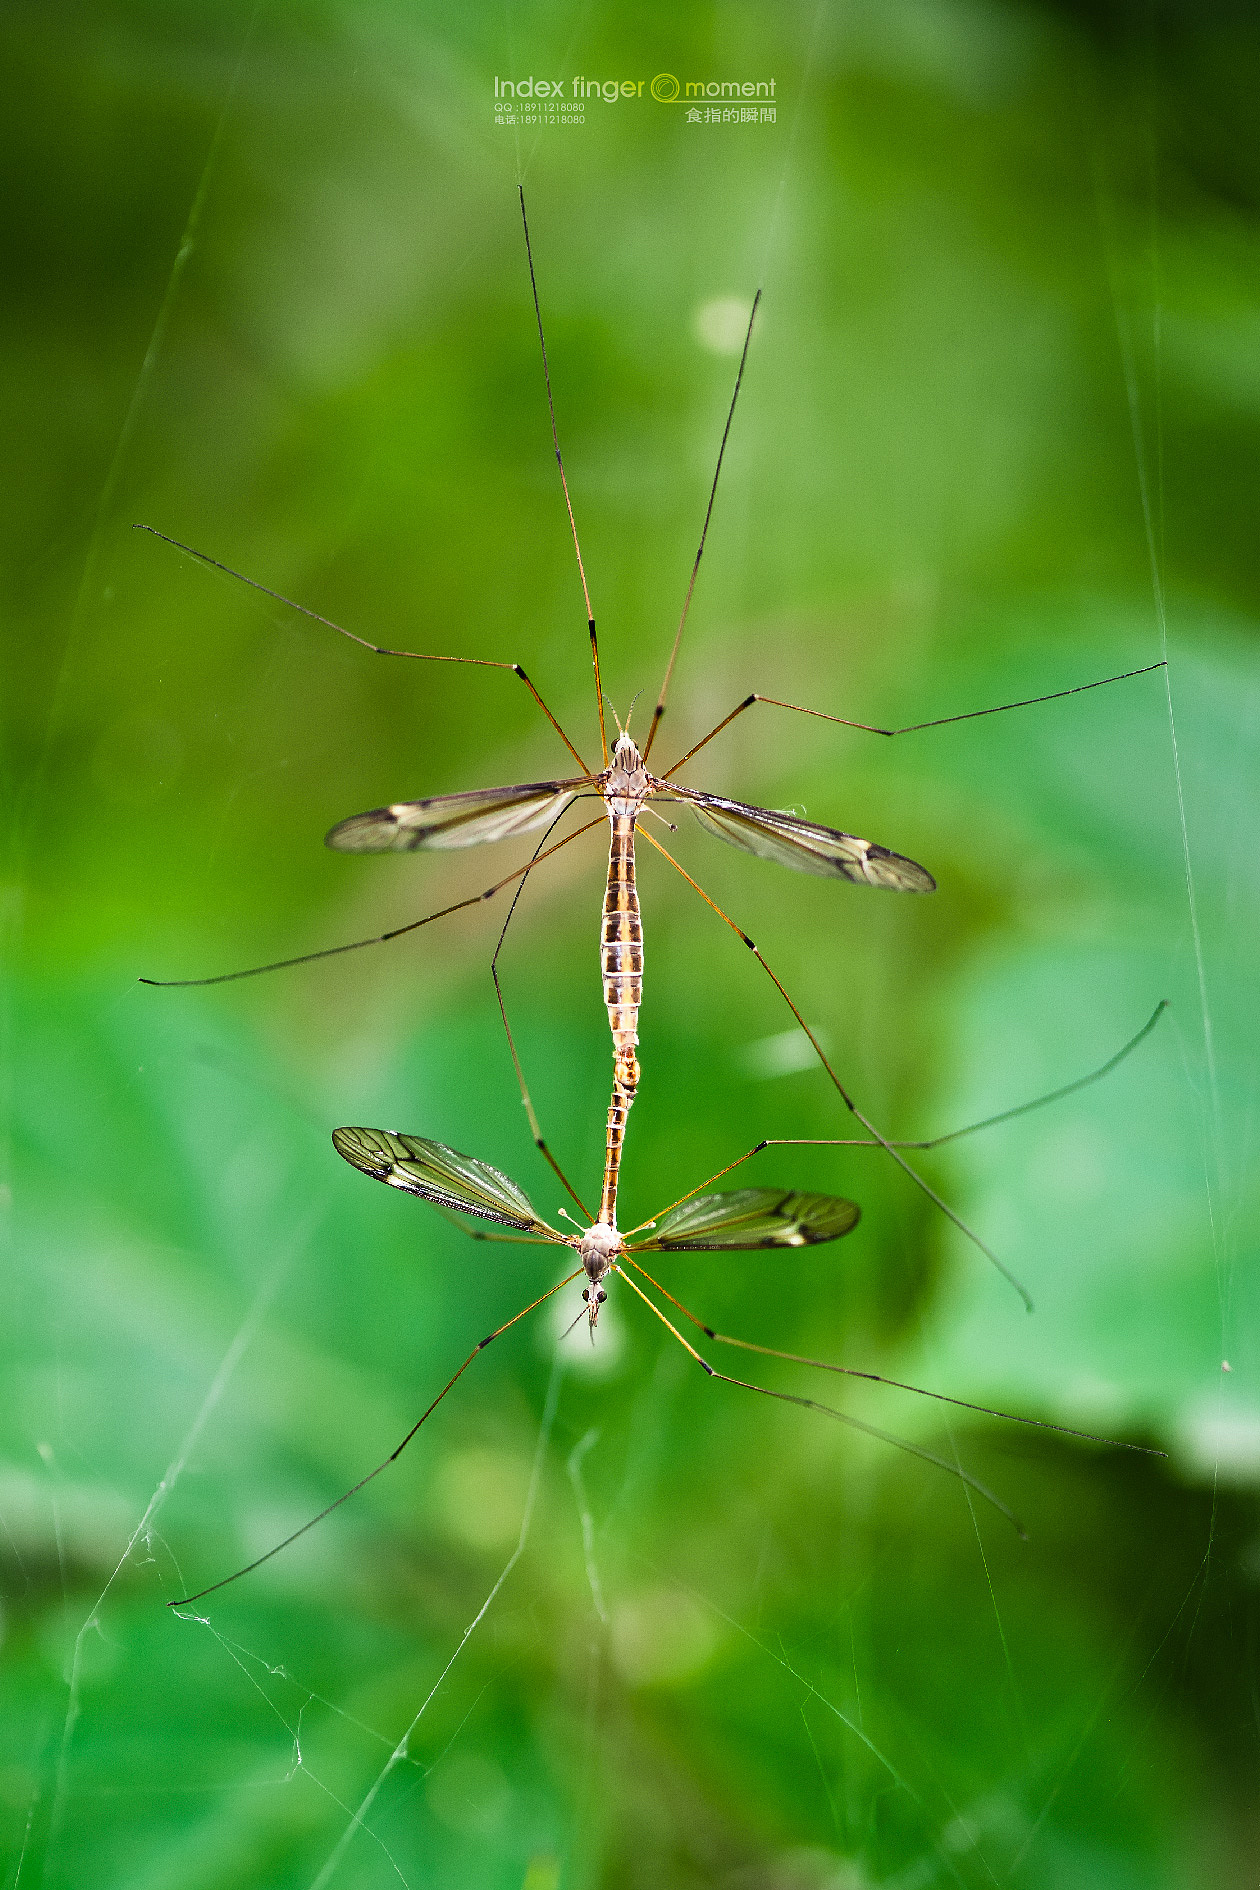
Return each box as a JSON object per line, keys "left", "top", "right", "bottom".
{"left": 145, "top": 190, "right": 1168, "bottom": 1605}
{"left": 139, "top": 199, "right": 1161, "bottom": 1307}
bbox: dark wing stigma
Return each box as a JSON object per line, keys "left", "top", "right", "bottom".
{"left": 327, "top": 780, "right": 591, "bottom": 853}
{"left": 674, "top": 788, "right": 935, "bottom": 891}
{"left": 332, "top": 1127, "right": 557, "bottom": 1233}
{"left": 634, "top": 1187, "right": 861, "bottom": 1251}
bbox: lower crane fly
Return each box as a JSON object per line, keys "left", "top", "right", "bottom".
{"left": 138, "top": 188, "right": 1166, "bottom": 1312}
{"left": 168, "top": 1063, "right": 1166, "bottom": 1611}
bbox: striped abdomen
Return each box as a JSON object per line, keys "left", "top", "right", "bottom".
{"left": 599, "top": 1074, "right": 633, "bottom": 1225}
{"left": 597, "top": 810, "right": 642, "bottom": 1225}
{"left": 601, "top": 812, "right": 642, "bottom": 1098}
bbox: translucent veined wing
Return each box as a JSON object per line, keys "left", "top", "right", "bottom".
{"left": 326, "top": 779, "right": 593, "bottom": 853}
{"left": 632, "top": 1187, "right": 860, "bottom": 1252}
{"left": 670, "top": 787, "right": 935, "bottom": 892}
{"left": 332, "top": 1127, "right": 563, "bottom": 1236}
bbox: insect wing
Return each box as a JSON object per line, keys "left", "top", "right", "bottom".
{"left": 675, "top": 789, "right": 935, "bottom": 892}
{"left": 326, "top": 780, "right": 592, "bottom": 853}
{"left": 333, "top": 1127, "right": 555, "bottom": 1233}
{"left": 634, "top": 1187, "right": 860, "bottom": 1251}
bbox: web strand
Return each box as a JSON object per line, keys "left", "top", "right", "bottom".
{"left": 1091, "top": 133, "right": 1226, "bottom": 1345}
{"left": 186, "top": 1618, "right": 412, "bottom": 1881}
{"left": 43, "top": 1214, "right": 301, "bottom": 1874}
{"left": 304, "top": 1356, "right": 564, "bottom": 1890}
{"left": 12, "top": 5, "right": 260, "bottom": 870}
{"left": 167, "top": 1271, "right": 579, "bottom": 1608}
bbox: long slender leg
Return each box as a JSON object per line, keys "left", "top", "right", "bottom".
{"left": 462, "top": 1231, "right": 563, "bottom": 1246}
{"left": 641, "top": 292, "right": 762, "bottom": 765}
{"left": 623, "top": 1002, "right": 1168, "bottom": 1232}
{"left": 133, "top": 523, "right": 592, "bottom": 775}
{"left": 635, "top": 825, "right": 1034, "bottom": 1310}
{"left": 659, "top": 662, "right": 1168, "bottom": 779}
{"left": 141, "top": 815, "right": 605, "bottom": 987}
{"left": 517, "top": 189, "right": 607, "bottom": 768}
{"left": 168, "top": 1266, "right": 584, "bottom": 1608}
{"left": 766, "top": 1002, "right": 1169, "bottom": 1153}
{"left": 613, "top": 1265, "right": 1024, "bottom": 1534}
{"left": 619, "top": 1255, "right": 1163, "bottom": 1457}
{"left": 489, "top": 810, "right": 596, "bottom": 1220}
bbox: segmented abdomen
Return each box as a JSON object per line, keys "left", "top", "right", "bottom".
{"left": 598, "top": 812, "right": 642, "bottom": 1224}
{"left": 601, "top": 813, "right": 642, "bottom": 1096}
{"left": 599, "top": 1077, "right": 633, "bottom": 1225}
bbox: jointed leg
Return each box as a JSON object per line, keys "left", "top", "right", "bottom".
{"left": 661, "top": 693, "right": 891, "bottom": 779}
{"left": 517, "top": 190, "right": 607, "bottom": 769}
{"left": 141, "top": 815, "right": 605, "bottom": 988}
{"left": 762, "top": 1001, "right": 1168, "bottom": 1153}
{"left": 623, "top": 1002, "right": 1168, "bottom": 1233}
{"left": 635, "top": 825, "right": 1034, "bottom": 1310}
{"left": 613, "top": 1264, "right": 1024, "bottom": 1533}
{"left": 659, "top": 663, "right": 1169, "bottom": 780}
{"left": 489, "top": 809, "right": 596, "bottom": 1220}
{"left": 618, "top": 1255, "right": 1163, "bottom": 1458}
{"left": 641, "top": 292, "right": 762, "bottom": 765}
{"left": 133, "top": 523, "right": 593, "bottom": 774}
{"left": 428, "top": 1203, "right": 567, "bottom": 1247}
{"left": 169, "top": 1266, "right": 584, "bottom": 1608}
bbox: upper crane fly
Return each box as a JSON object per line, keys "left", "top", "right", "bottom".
{"left": 137, "top": 189, "right": 1165, "bottom": 1311}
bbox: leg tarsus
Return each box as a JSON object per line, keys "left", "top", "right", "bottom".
{"left": 614, "top": 1262, "right": 1024, "bottom": 1533}
{"left": 517, "top": 188, "right": 605, "bottom": 764}
{"left": 658, "top": 662, "right": 1168, "bottom": 778}
{"left": 633, "top": 824, "right": 1033, "bottom": 1308}
{"left": 642, "top": 291, "right": 762, "bottom": 764}
{"left": 166, "top": 1266, "right": 582, "bottom": 1606}
{"left": 134, "top": 524, "right": 591, "bottom": 771}
{"left": 141, "top": 814, "right": 604, "bottom": 988}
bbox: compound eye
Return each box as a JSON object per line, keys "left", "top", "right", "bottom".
{"left": 596, "top": 1288, "right": 607, "bottom": 1303}
{"left": 581, "top": 1287, "right": 590, "bottom": 1301}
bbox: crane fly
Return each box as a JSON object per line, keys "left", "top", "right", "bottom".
{"left": 167, "top": 1016, "right": 1168, "bottom": 1612}
{"left": 137, "top": 188, "right": 1166, "bottom": 1310}
{"left": 324, "top": 706, "right": 932, "bottom": 1238}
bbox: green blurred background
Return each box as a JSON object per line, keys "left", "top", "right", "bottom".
{"left": 3, "top": 0, "right": 1258, "bottom": 1883}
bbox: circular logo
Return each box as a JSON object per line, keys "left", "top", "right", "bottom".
{"left": 650, "top": 72, "right": 680, "bottom": 103}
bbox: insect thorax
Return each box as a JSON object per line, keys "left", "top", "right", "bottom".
{"left": 603, "top": 733, "right": 650, "bottom": 817}
{"left": 578, "top": 1219, "right": 622, "bottom": 1282}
